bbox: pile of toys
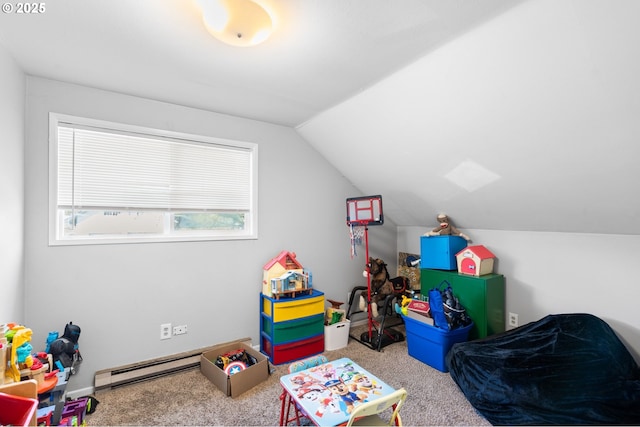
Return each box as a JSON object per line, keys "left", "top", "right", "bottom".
{"left": 1, "top": 321, "right": 90, "bottom": 426}
{"left": 214, "top": 348, "right": 259, "bottom": 376}
{"left": 1, "top": 322, "right": 82, "bottom": 383}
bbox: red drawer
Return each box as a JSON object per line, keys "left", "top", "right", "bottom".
{"left": 261, "top": 334, "right": 324, "bottom": 365}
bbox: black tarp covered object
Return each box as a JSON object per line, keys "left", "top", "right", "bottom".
{"left": 447, "top": 313, "right": 640, "bottom": 425}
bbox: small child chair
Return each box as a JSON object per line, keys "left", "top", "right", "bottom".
{"left": 345, "top": 387, "right": 407, "bottom": 426}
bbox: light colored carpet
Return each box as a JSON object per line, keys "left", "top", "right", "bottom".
{"left": 86, "top": 323, "right": 490, "bottom": 426}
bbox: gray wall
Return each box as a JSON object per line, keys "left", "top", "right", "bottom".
{"left": 23, "top": 77, "right": 395, "bottom": 394}
{"left": 0, "top": 45, "right": 25, "bottom": 322}
{"left": 6, "top": 2, "right": 639, "bottom": 394}
{"left": 13, "top": 74, "right": 640, "bottom": 395}
{"left": 398, "top": 226, "right": 640, "bottom": 363}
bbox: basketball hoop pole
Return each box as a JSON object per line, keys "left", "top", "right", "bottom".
{"left": 345, "top": 195, "right": 404, "bottom": 351}
{"left": 364, "top": 225, "right": 373, "bottom": 341}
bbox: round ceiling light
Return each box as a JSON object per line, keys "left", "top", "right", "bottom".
{"left": 196, "top": 0, "right": 273, "bottom": 47}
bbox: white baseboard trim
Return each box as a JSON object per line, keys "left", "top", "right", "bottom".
{"left": 66, "top": 386, "right": 95, "bottom": 399}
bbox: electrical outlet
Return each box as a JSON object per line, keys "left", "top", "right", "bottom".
{"left": 508, "top": 312, "right": 519, "bottom": 327}
{"left": 173, "top": 324, "right": 188, "bottom": 335}
{"left": 160, "top": 323, "right": 172, "bottom": 340}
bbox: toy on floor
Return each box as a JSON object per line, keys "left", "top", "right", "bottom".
{"left": 214, "top": 349, "right": 257, "bottom": 375}
{"left": 358, "top": 257, "right": 411, "bottom": 317}
{"left": 424, "top": 213, "right": 471, "bottom": 241}
{"left": 6, "top": 325, "right": 34, "bottom": 382}
{"left": 49, "top": 321, "right": 82, "bottom": 375}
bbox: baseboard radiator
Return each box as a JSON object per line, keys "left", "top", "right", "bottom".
{"left": 94, "top": 345, "right": 218, "bottom": 391}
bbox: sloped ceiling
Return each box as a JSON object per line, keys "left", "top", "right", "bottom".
{"left": 1, "top": 0, "right": 638, "bottom": 235}
{"left": 298, "top": 0, "right": 640, "bottom": 235}
{"left": 0, "top": 0, "right": 524, "bottom": 127}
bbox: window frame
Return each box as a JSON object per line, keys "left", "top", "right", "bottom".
{"left": 48, "top": 113, "right": 258, "bottom": 246}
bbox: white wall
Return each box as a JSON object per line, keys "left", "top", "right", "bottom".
{"left": 23, "top": 77, "right": 391, "bottom": 394}
{"left": 0, "top": 44, "right": 25, "bottom": 322}
{"left": 398, "top": 226, "right": 640, "bottom": 362}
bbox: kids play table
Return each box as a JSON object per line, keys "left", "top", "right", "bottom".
{"left": 279, "top": 357, "right": 398, "bottom": 426}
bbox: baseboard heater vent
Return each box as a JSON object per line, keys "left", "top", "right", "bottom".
{"left": 94, "top": 345, "right": 218, "bottom": 391}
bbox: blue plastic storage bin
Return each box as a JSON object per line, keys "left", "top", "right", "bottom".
{"left": 420, "top": 235, "right": 467, "bottom": 270}
{"left": 404, "top": 315, "right": 472, "bottom": 372}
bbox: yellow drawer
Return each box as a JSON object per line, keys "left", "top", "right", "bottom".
{"left": 262, "top": 291, "right": 324, "bottom": 322}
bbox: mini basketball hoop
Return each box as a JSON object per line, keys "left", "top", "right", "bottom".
{"left": 346, "top": 195, "right": 383, "bottom": 258}
{"left": 346, "top": 195, "right": 383, "bottom": 227}
{"left": 344, "top": 195, "right": 403, "bottom": 352}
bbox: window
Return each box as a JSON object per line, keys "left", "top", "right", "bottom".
{"left": 49, "top": 113, "right": 258, "bottom": 245}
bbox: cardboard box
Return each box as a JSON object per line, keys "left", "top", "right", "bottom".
{"left": 324, "top": 320, "right": 350, "bottom": 351}
{"left": 200, "top": 338, "right": 269, "bottom": 398}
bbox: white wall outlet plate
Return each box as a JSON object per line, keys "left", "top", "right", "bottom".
{"left": 508, "top": 312, "right": 519, "bottom": 327}
{"left": 160, "top": 323, "right": 172, "bottom": 340}
{"left": 173, "top": 324, "right": 188, "bottom": 335}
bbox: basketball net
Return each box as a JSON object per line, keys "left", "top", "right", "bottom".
{"left": 349, "top": 223, "right": 365, "bottom": 258}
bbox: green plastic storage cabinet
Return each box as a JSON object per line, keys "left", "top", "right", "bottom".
{"left": 421, "top": 269, "right": 505, "bottom": 340}
{"left": 260, "top": 290, "right": 325, "bottom": 364}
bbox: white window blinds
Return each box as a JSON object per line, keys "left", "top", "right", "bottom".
{"left": 57, "top": 124, "right": 252, "bottom": 212}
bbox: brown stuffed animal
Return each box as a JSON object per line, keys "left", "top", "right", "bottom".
{"left": 424, "top": 213, "right": 470, "bottom": 241}
{"left": 359, "top": 257, "right": 410, "bottom": 317}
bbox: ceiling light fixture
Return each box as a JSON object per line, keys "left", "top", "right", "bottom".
{"left": 196, "top": 0, "right": 273, "bottom": 47}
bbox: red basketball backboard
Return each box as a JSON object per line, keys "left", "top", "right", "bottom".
{"left": 346, "top": 195, "right": 383, "bottom": 226}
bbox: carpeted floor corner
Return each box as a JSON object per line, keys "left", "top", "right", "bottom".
{"left": 86, "top": 324, "right": 489, "bottom": 426}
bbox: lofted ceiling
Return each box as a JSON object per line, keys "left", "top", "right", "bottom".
{"left": 1, "top": 0, "right": 638, "bottom": 235}
{"left": 0, "top": 0, "right": 524, "bottom": 127}
{"left": 297, "top": 0, "right": 640, "bottom": 235}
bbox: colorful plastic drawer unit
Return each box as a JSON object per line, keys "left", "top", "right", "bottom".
{"left": 261, "top": 334, "right": 324, "bottom": 365}
{"left": 261, "top": 290, "right": 324, "bottom": 322}
{"left": 261, "top": 313, "right": 324, "bottom": 344}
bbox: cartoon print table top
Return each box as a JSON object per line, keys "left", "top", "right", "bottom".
{"left": 279, "top": 357, "right": 397, "bottom": 426}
